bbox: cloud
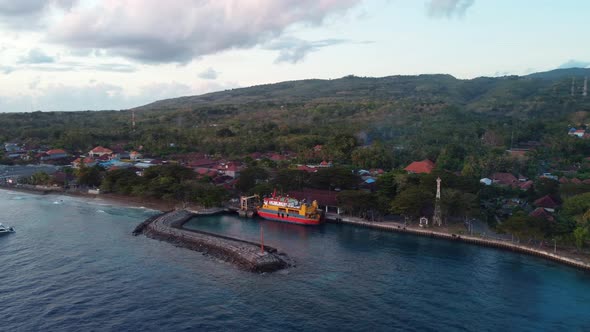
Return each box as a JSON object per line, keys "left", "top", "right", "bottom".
{"left": 266, "top": 37, "right": 349, "bottom": 64}
{"left": 18, "top": 48, "right": 56, "bottom": 64}
{"left": 558, "top": 59, "right": 590, "bottom": 69}
{"left": 3, "top": 59, "right": 136, "bottom": 73}
{"left": 0, "top": 0, "right": 77, "bottom": 15}
{"left": 0, "top": 0, "right": 78, "bottom": 29}
{"left": 0, "top": 80, "right": 239, "bottom": 112}
{"left": 198, "top": 67, "right": 219, "bottom": 80}
{"left": 49, "top": 0, "right": 361, "bottom": 64}
{"left": 0, "top": 66, "right": 14, "bottom": 74}
{"left": 426, "top": 0, "right": 474, "bottom": 18}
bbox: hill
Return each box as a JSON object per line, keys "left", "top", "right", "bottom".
{"left": 134, "top": 68, "right": 590, "bottom": 119}
{"left": 1, "top": 68, "right": 589, "bottom": 168}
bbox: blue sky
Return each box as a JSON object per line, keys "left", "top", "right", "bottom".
{"left": 0, "top": 0, "right": 589, "bottom": 112}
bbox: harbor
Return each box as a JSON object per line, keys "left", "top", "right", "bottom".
{"left": 324, "top": 213, "right": 590, "bottom": 272}
{"left": 133, "top": 210, "right": 291, "bottom": 273}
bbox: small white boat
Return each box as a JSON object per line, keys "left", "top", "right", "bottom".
{"left": 0, "top": 223, "right": 15, "bottom": 234}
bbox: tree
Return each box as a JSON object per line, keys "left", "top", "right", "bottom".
{"left": 573, "top": 226, "right": 589, "bottom": 250}
{"left": 562, "top": 193, "right": 590, "bottom": 219}
{"left": 533, "top": 178, "right": 560, "bottom": 198}
{"left": 337, "top": 190, "right": 375, "bottom": 217}
{"left": 391, "top": 187, "right": 433, "bottom": 219}
{"left": 76, "top": 165, "right": 103, "bottom": 187}
{"left": 236, "top": 166, "right": 269, "bottom": 193}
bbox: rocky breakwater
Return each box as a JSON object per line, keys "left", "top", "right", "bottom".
{"left": 133, "top": 210, "right": 291, "bottom": 273}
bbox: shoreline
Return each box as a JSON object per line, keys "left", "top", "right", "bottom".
{"left": 326, "top": 214, "right": 590, "bottom": 272}
{"left": 0, "top": 185, "right": 176, "bottom": 212}
{"left": 3, "top": 185, "right": 588, "bottom": 272}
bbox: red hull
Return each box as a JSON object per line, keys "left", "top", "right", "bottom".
{"left": 257, "top": 209, "right": 322, "bottom": 225}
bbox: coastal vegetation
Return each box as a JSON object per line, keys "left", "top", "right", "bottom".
{"left": 1, "top": 68, "right": 590, "bottom": 251}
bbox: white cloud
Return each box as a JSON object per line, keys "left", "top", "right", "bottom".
{"left": 49, "top": 0, "right": 361, "bottom": 64}
{"left": 198, "top": 67, "right": 219, "bottom": 80}
{"left": 426, "top": 0, "right": 474, "bottom": 18}
{"left": 266, "top": 37, "right": 349, "bottom": 64}
{"left": 559, "top": 59, "right": 590, "bottom": 69}
{"left": 0, "top": 80, "right": 240, "bottom": 112}
{"left": 18, "top": 48, "right": 56, "bottom": 64}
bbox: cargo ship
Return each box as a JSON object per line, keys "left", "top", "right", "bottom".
{"left": 257, "top": 192, "right": 322, "bottom": 225}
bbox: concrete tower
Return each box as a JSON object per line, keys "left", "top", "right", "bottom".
{"left": 432, "top": 177, "right": 443, "bottom": 227}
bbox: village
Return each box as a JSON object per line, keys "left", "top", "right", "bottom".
{"left": 2, "top": 133, "right": 590, "bottom": 236}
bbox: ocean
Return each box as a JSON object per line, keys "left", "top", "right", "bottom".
{"left": 1, "top": 190, "right": 590, "bottom": 331}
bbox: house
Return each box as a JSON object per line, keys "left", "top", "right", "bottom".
{"left": 197, "top": 168, "right": 218, "bottom": 178}
{"left": 89, "top": 146, "right": 113, "bottom": 158}
{"left": 570, "top": 178, "right": 582, "bottom": 184}
{"left": 480, "top": 178, "right": 492, "bottom": 186}
{"left": 4, "top": 142, "right": 21, "bottom": 152}
{"left": 72, "top": 157, "right": 96, "bottom": 168}
{"left": 313, "top": 145, "right": 323, "bottom": 152}
{"left": 573, "top": 129, "right": 586, "bottom": 138}
{"left": 534, "top": 195, "right": 560, "bottom": 212}
{"left": 529, "top": 207, "right": 555, "bottom": 222}
{"left": 319, "top": 160, "right": 333, "bottom": 168}
{"left": 269, "top": 153, "right": 287, "bottom": 162}
{"left": 188, "top": 158, "right": 217, "bottom": 169}
{"left": 297, "top": 165, "right": 318, "bottom": 173}
{"left": 491, "top": 172, "right": 518, "bottom": 187}
{"left": 219, "top": 162, "right": 242, "bottom": 178}
{"left": 113, "top": 151, "right": 130, "bottom": 159}
{"left": 40, "top": 149, "right": 68, "bottom": 161}
{"left": 129, "top": 151, "right": 142, "bottom": 161}
{"left": 519, "top": 180, "right": 534, "bottom": 191}
{"left": 404, "top": 160, "right": 435, "bottom": 174}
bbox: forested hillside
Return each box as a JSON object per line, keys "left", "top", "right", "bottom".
{"left": 1, "top": 68, "right": 589, "bottom": 173}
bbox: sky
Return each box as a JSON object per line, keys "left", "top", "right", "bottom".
{"left": 0, "top": 0, "right": 589, "bottom": 113}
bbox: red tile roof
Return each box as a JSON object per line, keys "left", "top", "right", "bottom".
{"left": 519, "top": 180, "right": 534, "bottom": 190}
{"left": 46, "top": 149, "right": 66, "bottom": 155}
{"left": 533, "top": 195, "right": 559, "bottom": 209}
{"left": 529, "top": 207, "right": 554, "bottom": 221}
{"left": 404, "top": 160, "right": 435, "bottom": 174}
{"left": 188, "top": 159, "right": 217, "bottom": 168}
{"left": 491, "top": 172, "right": 518, "bottom": 186}
{"left": 297, "top": 165, "right": 317, "bottom": 173}
{"left": 90, "top": 146, "right": 113, "bottom": 154}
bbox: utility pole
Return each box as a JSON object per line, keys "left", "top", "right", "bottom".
{"left": 571, "top": 77, "right": 575, "bottom": 96}
{"left": 584, "top": 77, "right": 588, "bottom": 97}
{"left": 132, "top": 109, "right": 136, "bottom": 132}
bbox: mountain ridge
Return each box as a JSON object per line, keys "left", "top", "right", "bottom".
{"left": 133, "top": 68, "right": 590, "bottom": 112}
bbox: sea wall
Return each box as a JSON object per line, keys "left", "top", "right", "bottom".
{"left": 327, "top": 216, "right": 590, "bottom": 272}
{"left": 134, "top": 210, "right": 290, "bottom": 273}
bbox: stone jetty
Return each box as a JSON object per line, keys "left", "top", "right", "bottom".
{"left": 133, "top": 210, "right": 291, "bottom": 273}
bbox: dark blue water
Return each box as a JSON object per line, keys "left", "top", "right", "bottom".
{"left": 1, "top": 190, "right": 590, "bottom": 331}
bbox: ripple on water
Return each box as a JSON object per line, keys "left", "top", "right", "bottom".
{"left": 1, "top": 191, "right": 590, "bottom": 331}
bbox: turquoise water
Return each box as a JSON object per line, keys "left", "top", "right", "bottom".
{"left": 1, "top": 190, "right": 590, "bottom": 331}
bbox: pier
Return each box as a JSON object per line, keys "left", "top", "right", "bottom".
{"left": 326, "top": 214, "right": 590, "bottom": 272}
{"left": 133, "top": 210, "right": 291, "bottom": 273}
